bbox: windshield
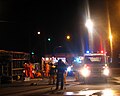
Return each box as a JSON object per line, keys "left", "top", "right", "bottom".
{"left": 84, "top": 55, "right": 105, "bottom": 64}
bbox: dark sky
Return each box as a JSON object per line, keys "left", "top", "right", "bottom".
{"left": 0, "top": 0, "right": 119, "bottom": 56}
{"left": 0, "top": 0, "right": 85, "bottom": 54}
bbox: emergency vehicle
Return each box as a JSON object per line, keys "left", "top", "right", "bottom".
{"left": 78, "top": 51, "right": 110, "bottom": 83}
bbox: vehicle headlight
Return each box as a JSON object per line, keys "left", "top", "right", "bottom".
{"left": 81, "top": 68, "right": 90, "bottom": 77}
{"left": 103, "top": 68, "right": 109, "bottom": 76}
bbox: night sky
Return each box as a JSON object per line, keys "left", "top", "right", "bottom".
{"left": 0, "top": 0, "right": 120, "bottom": 57}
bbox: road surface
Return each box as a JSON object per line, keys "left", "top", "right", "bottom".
{"left": 0, "top": 76, "right": 120, "bottom": 96}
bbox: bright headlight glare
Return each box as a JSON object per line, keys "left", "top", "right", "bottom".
{"left": 81, "top": 68, "right": 90, "bottom": 77}
{"left": 103, "top": 68, "right": 109, "bottom": 76}
{"left": 67, "top": 66, "right": 71, "bottom": 72}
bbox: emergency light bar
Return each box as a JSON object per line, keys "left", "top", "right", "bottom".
{"left": 86, "top": 51, "right": 90, "bottom": 54}
{"left": 84, "top": 53, "right": 106, "bottom": 56}
{"left": 85, "top": 50, "right": 106, "bottom": 54}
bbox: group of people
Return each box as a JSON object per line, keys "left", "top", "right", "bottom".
{"left": 23, "top": 61, "right": 34, "bottom": 79}
{"left": 24, "top": 59, "right": 67, "bottom": 90}
{"left": 49, "top": 59, "right": 67, "bottom": 90}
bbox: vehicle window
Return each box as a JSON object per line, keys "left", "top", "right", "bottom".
{"left": 84, "top": 56, "right": 105, "bottom": 64}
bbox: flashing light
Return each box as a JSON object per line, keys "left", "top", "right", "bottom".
{"left": 86, "top": 51, "right": 90, "bottom": 54}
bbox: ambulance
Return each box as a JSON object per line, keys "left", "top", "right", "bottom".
{"left": 79, "top": 51, "right": 110, "bottom": 83}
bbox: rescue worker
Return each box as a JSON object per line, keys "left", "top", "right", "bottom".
{"left": 23, "top": 62, "right": 29, "bottom": 77}
{"left": 49, "top": 62, "right": 56, "bottom": 85}
{"left": 28, "top": 62, "right": 34, "bottom": 79}
{"left": 56, "top": 59, "right": 67, "bottom": 90}
{"left": 64, "top": 70, "right": 67, "bottom": 84}
{"left": 64, "top": 62, "right": 69, "bottom": 84}
{"left": 45, "top": 63, "right": 50, "bottom": 77}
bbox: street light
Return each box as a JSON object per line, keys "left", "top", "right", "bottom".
{"left": 109, "top": 34, "right": 112, "bottom": 42}
{"left": 109, "top": 34, "right": 113, "bottom": 51}
{"left": 85, "top": 18, "right": 94, "bottom": 52}
{"left": 109, "top": 34, "right": 113, "bottom": 62}
{"left": 66, "top": 35, "right": 71, "bottom": 40}
{"left": 85, "top": 19, "right": 94, "bottom": 33}
{"left": 37, "top": 32, "right": 41, "bottom": 35}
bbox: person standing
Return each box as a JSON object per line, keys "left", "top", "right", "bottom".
{"left": 45, "top": 63, "right": 50, "bottom": 77}
{"left": 56, "top": 59, "right": 67, "bottom": 90}
{"left": 28, "top": 62, "right": 34, "bottom": 79}
{"left": 49, "top": 62, "right": 56, "bottom": 85}
{"left": 23, "top": 62, "right": 29, "bottom": 77}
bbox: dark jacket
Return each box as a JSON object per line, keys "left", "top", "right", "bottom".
{"left": 57, "top": 60, "right": 67, "bottom": 73}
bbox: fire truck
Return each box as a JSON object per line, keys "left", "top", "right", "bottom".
{"left": 78, "top": 52, "right": 110, "bottom": 83}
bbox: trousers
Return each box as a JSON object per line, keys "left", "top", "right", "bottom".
{"left": 56, "top": 72, "right": 64, "bottom": 89}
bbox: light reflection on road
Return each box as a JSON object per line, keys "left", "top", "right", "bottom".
{"left": 64, "top": 88, "right": 118, "bottom": 96}
{"left": 102, "top": 89, "right": 114, "bottom": 96}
